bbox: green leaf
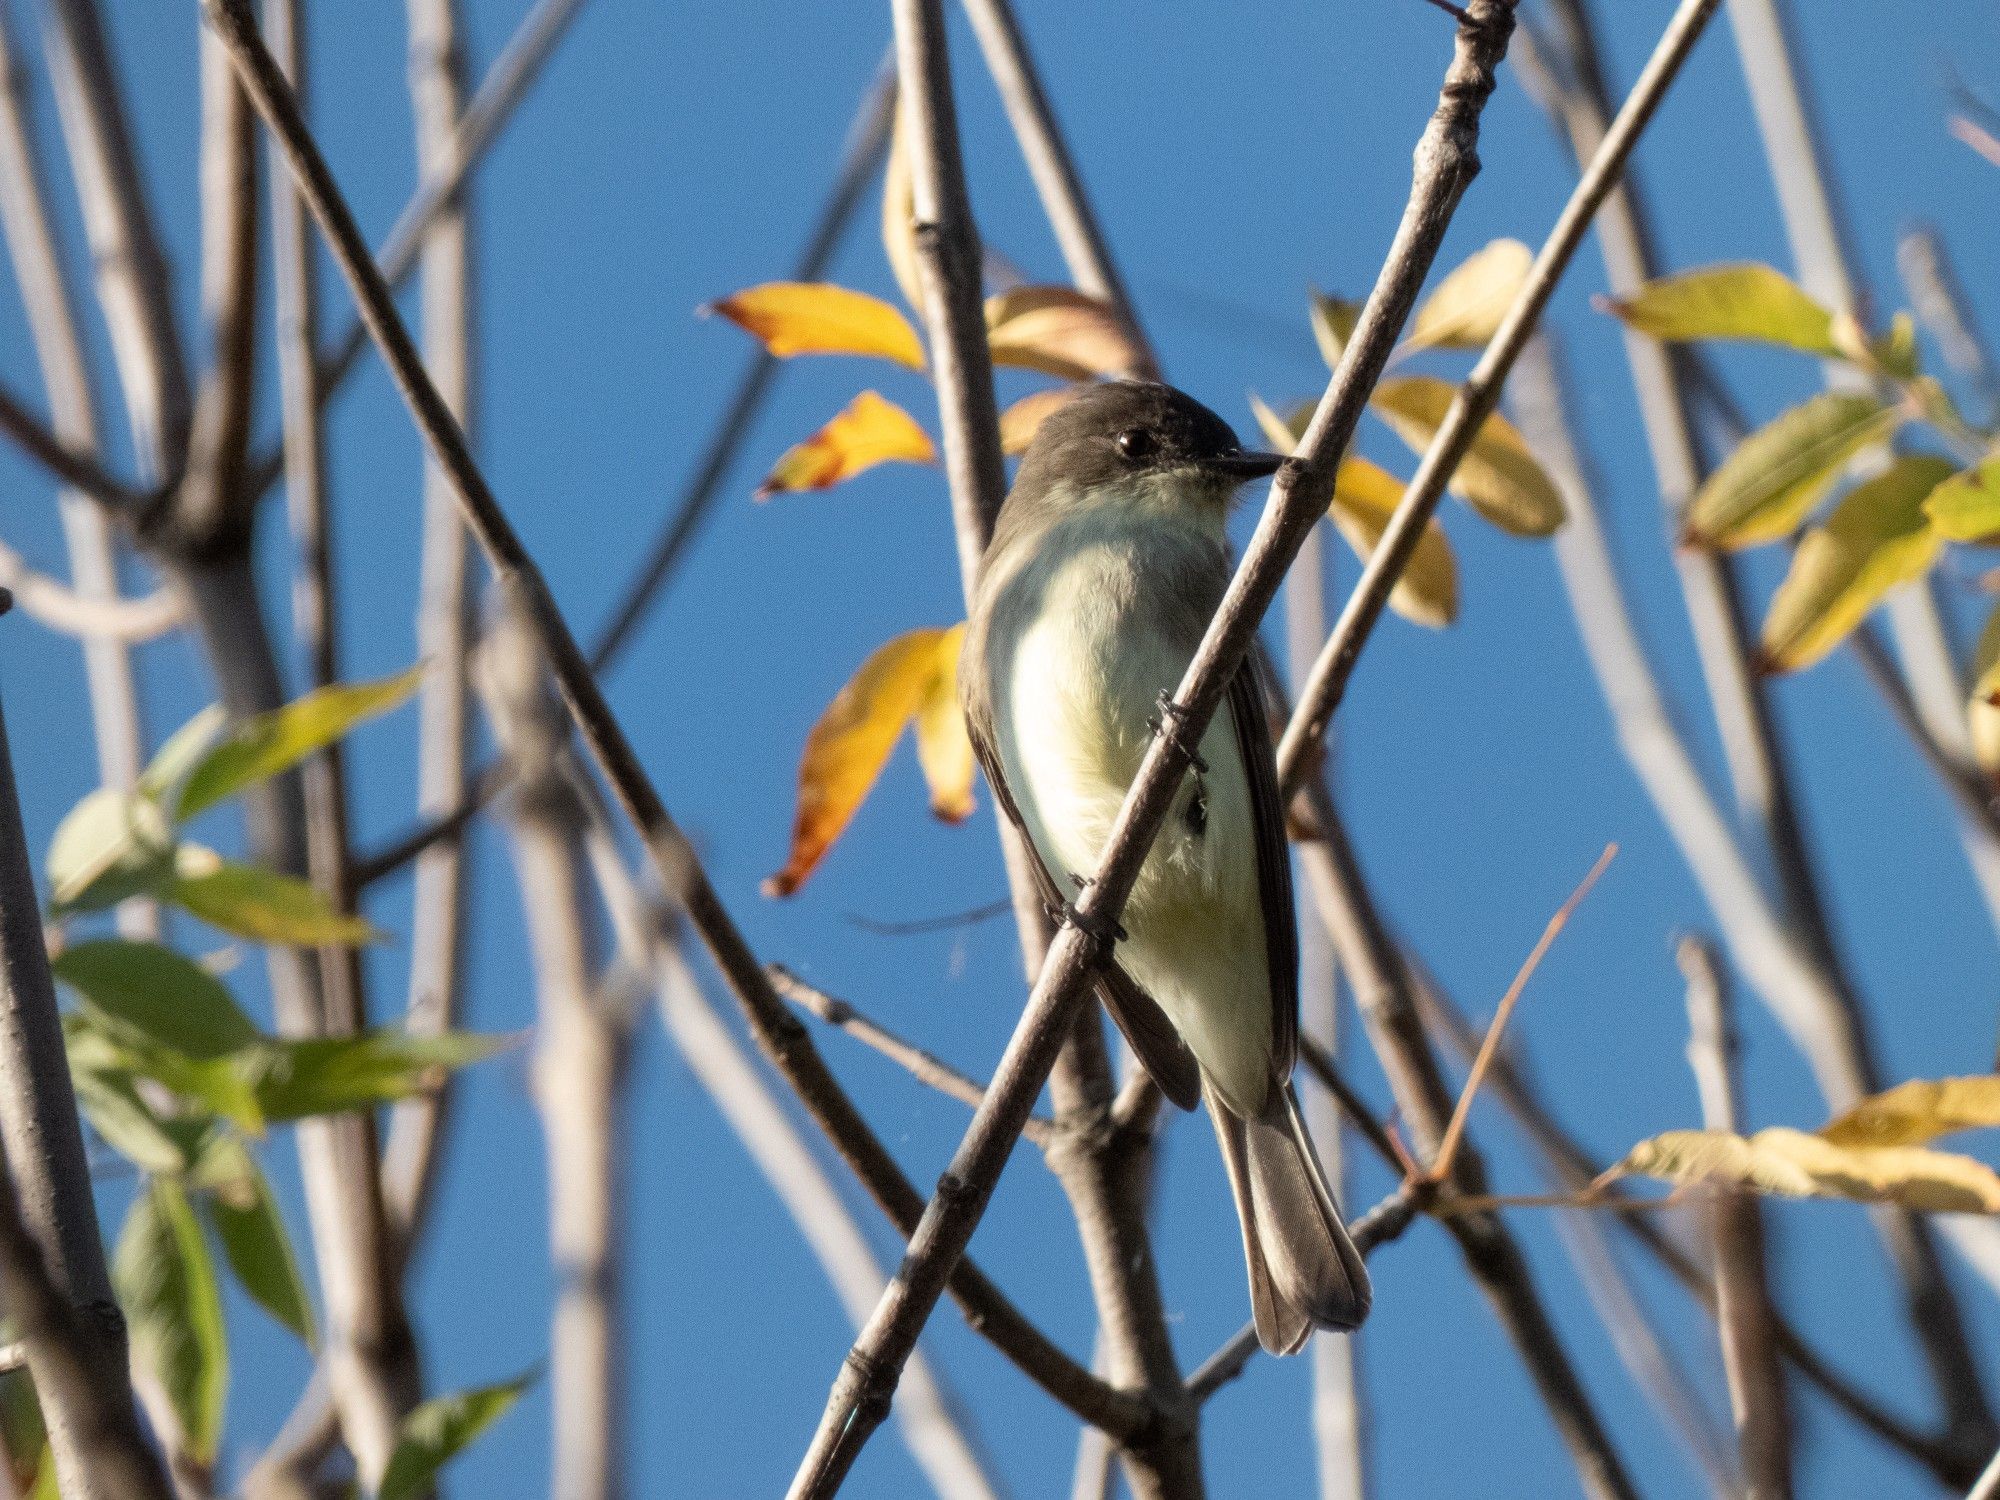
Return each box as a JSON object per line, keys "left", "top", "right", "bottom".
{"left": 1604, "top": 263, "right": 1840, "bottom": 356}
{"left": 195, "top": 1139, "right": 315, "bottom": 1346}
{"left": 0, "top": 1370, "right": 46, "bottom": 1498}
{"left": 1683, "top": 392, "right": 1898, "bottom": 548}
{"left": 1872, "top": 311, "right": 1919, "bottom": 381}
{"left": 379, "top": 1370, "right": 537, "bottom": 1500}
{"left": 137, "top": 707, "right": 227, "bottom": 806}
{"left": 53, "top": 941, "right": 257, "bottom": 1058}
{"left": 45, "top": 789, "right": 175, "bottom": 913}
{"left": 1758, "top": 456, "right": 1952, "bottom": 672}
{"left": 114, "top": 1180, "right": 226, "bottom": 1464}
{"left": 1308, "top": 288, "right": 1359, "bottom": 368}
{"left": 234, "top": 1029, "right": 512, "bottom": 1123}
{"left": 1369, "top": 375, "right": 1566, "bottom": 536}
{"left": 177, "top": 668, "right": 423, "bottom": 822}
{"left": 65, "top": 1029, "right": 211, "bottom": 1175}
{"left": 168, "top": 860, "right": 380, "bottom": 947}
{"left": 1922, "top": 452, "right": 2000, "bottom": 542}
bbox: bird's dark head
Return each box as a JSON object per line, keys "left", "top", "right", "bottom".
{"left": 1009, "top": 381, "right": 1285, "bottom": 519}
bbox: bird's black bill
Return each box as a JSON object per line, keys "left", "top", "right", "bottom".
{"left": 1204, "top": 449, "right": 1286, "bottom": 480}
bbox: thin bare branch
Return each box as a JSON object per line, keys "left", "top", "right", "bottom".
{"left": 39, "top": 0, "right": 189, "bottom": 481}
{"left": 1897, "top": 225, "right": 1998, "bottom": 424}
{"left": 0, "top": 381, "right": 142, "bottom": 506}
{"left": 0, "top": 671, "right": 161, "bottom": 1500}
{"left": 789, "top": 3, "right": 1526, "bottom": 1490}
{"left": 770, "top": 965, "right": 1055, "bottom": 1147}
{"left": 1681, "top": 936, "right": 1792, "bottom": 1500}
{"left": 0, "top": 538, "right": 175, "bottom": 641}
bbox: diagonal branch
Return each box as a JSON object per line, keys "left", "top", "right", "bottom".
{"left": 787, "top": 3, "right": 1522, "bottom": 1491}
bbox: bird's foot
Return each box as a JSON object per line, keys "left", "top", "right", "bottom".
{"left": 1147, "top": 690, "right": 1208, "bottom": 773}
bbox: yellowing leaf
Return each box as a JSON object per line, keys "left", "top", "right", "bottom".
{"left": 1604, "top": 263, "right": 1839, "bottom": 356}
{"left": 1250, "top": 395, "right": 1456, "bottom": 628}
{"left": 1923, "top": 452, "right": 2000, "bottom": 542}
{"left": 1970, "top": 602, "right": 2000, "bottom": 773}
{"left": 755, "top": 392, "right": 935, "bottom": 499}
{"left": 912, "top": 625, "right": 974, "bottom": 822}
{"left": 1309, "top": 289, "right": 1359, "bottom": 369}
{"left": 46, "top": 788, "right": 175, "bottom": 913}
{"left": 1408, "top": 238, "right": 1531, "bottom": 351}
{"left": 1757, "top": 455, "right": 1951, "bottom": 672}
{"left": 984, "top": 286, "right": 1139, "bottom": 382}
{"left": 1613, "top": 1126, "right": 2000, "bottom": 1214}
{"left": 999, "top": 387, "right": 1079, "bottom": 455}
{"left": 767, "top": 626, "right": 968, "bottom": 897}
{"left": 706, "top": 282, "right": 924, "bottom": 369}
{"left": 1683, "top": 392, "right": 1897, "bottom": 548}
{"left": 1369, "top": 376, "right": 1565, "bottom": 537}
{"left": 881, "top": 105, "right": 926, "bottom": 316}
{"left": 1821, "top": 1077, "right": 2000, "bottom": 1149}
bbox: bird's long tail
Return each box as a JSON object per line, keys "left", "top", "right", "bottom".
{"left": 1208, "top": 1080, "right": 1371, "bottom": 1353}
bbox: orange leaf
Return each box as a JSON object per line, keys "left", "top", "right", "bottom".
{"left": 985, "top": 287, "right": 1139, "bottom": 381}
{"left": 705, "top": 282, "right": 925, "bottom": 369}
{"left": 999, "top": 387, "right": 1080, "bottom": 455}
{"left": 756, "top": 392, "right": 936, "bottom": 498}
{"left": 913, "top": 625, "right": 974, "bottom": 821}
{"left": 765, "top": 626, "right": 965, "bottom": 897}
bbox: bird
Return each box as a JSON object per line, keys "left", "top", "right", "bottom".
{"left": 960, "top": 379, "right": 1370, "bottom": 1353}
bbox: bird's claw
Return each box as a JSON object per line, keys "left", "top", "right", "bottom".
{"left": 1147, "top": 691, "right": 1208, "bottom": 774}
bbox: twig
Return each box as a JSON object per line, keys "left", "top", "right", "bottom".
{"left": 241, "top": 0, "right": 592, "bottom": 500}
{"left": 770, "top": 966, "right": 1055, "bottom": 1147}
{"left": 39, "top": 0, "right": 189, "bottom": 482}
{"left": 957, "top": 0, "right": 1155, "bottom": 379}
{"left": 1897, "top": 225, "right": 1998, "bottom": 424}
{"left": 789, "top": 4, "right": 1523, "bottom": 1492}
{"left": 0, "top": 383, "right": 143, "bottom": 506}
{"left": 0, "top": 538, "right": 176, "bottom": 641}
{"left": 0, "top": 674, "right": 157, "bottom": 1500}
{"left": 1681, "top": 936, "right": 1792, "bottom": 1500}
{"left": 1276, "top": 0, "right": 1725, "bottom": 791}
{"left": 1431, "top": 844, "right": 1616, "bottom": 1183}
{"left": 1971, "top": 1444, "right": 2000, "bottom": 1500}
{"left": 381, "top": 0, "right": 480, "bottom": 1254}
{"left": 1949, "top": 114, "right": 2000, "bottom": 171}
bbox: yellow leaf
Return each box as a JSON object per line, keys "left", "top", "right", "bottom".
{"left": 1603, "top": 263, "right": 1840, "bottom": 356}
{"left": 1408, "top": 238, "right": 1532, "bottom": 351}
{"left": 999, "top": 387, "right": 1079, "bottom": 456}
{"left": 1821, "top": 1077, "right": 2000, "bottom": 1149}
{"left": 756, "top": 392, "right": 936, "bottom": 498}
{"left": 984, "top": 287, "right": 1139, "bottom": 382}
{"left": 881, "top": 105, "right": 926, "bottom": 316}
{"left": 911, "top": 625, "right": 974, "bottom": 822}
{"left": 1923, "top": 451, "right": 2000, "bottom": 542}
{"left": 1683, "top": 392, "right": 1898, "bottom": 549}
{"left": 1613, "top": 1126, "right": 2000, "bottom": 1214}
{"left": 1249, "top": 395, "right": 1456, "bottom": 628}
{"left": 1757, "top": 456, "right": 1951, "bottom": 672}
{"left": 1369, "top": 376, "right": 1566, "bottom": 537}
{"left": 706, "top": 282, "right": 925, "bottom": 369}
{"left": 1309, "top": 289, "right": 1359, "bottom": 369}
{"left": 1971, "top": 602, "right": 2000, "bottom": 774}
{"left": 766, "top": 626, "right": 964, "bottom": 897}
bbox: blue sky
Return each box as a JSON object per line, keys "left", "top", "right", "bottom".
{"left": 3, "top": 1, "right": 1999, "bottom": 1495}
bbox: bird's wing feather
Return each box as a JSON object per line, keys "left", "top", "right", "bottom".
{"left": 1227, "top": 664, "right": 1299, "bottom": 1078}
{"left": 962, "top": 677, "right": 1201, "bottom": 1109}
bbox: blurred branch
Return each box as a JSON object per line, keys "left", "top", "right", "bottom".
{"left": 957, "top": 0, "right": 1156, "bottom": 379}
{"left": 789, "top": 2, "right": 1530, "bottom": 1489}
{"left": 39, "top": 0, "right": 189, "bottom": 481}
{"left": 571, "top": 765, "right": 1001, "bottom": 1500}
{"left": 0, "top": 383, "right": 143, "bottom": 506}
{"left": 478, "top": 612, "right": 630, "bottom": 1500}
{"left": 769, "top": 965, "right": 1055, "bottom": 1148}
{"left": 242, "top": 0, "right": 591, "bottom": 500}
{"left": 1897, "top": 225, "right": 1997, "bottom": 424}
{"left": 381, "top": 0, "right": 479, "bottom": 1253}
{"left": 1680, "top": 937, "right": 1792, "bottom": 1500}
{"left": 0, "top": 675, "right": 163, "bottom": 1500}
{"left": 0, "top": 542, "right": 176, "bottom": 641}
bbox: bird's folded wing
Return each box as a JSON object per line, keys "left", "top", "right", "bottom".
{"left": 1227, "top": 664, "right": 1300, "bottom": 1077}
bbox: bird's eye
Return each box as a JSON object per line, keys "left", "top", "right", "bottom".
{"left": 1116, "top": 428, "right": 1158, "bottom": 461}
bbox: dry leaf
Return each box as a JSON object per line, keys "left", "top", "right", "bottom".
{"left": 706, "top": 282, "right": 925, "bottom": 369}
{"left": 1369, "top": 376, "right": 1566, "bottom": 537}
{"left": 767, "top": 625, "right": 969, "bottom": 896}
{"left": 1408, "top": 239, "right": 1532, "bottom": 351}
{"left": 1822, "top": 1077, "right": 2000, "bottom": 1149}
{"left": 1249, "top": 395, "right": 1457, "bottom": 627}
{"left": 985, "top": 286, "right": 1139, "bottom": 382}
{"left": 999, "top": 387, "right": 1080, "bottom": 456}
{"left": 755, "top": 392, "right": 935, "bottom": 498}
{"left": 1309, "top": 290, "right": 1360, "bottom": 369}
{"left": 1612, "top": 1126, "right": 2000, "bottom": 1214}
